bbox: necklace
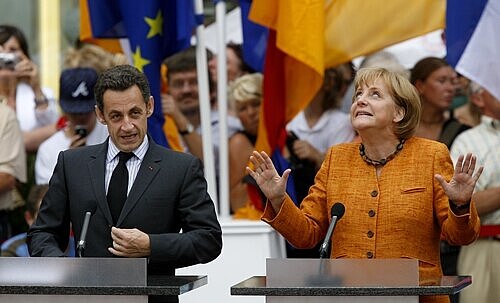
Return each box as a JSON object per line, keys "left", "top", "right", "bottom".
{"left": 359, "top": 139, "right": 405, "bottom": 166}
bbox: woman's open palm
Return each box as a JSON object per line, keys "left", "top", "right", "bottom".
{"left": 246, "top": 151, "right": 290, "bottom": 209}
{"left": 435, "top": 153, "right": 483, "bottom": 205}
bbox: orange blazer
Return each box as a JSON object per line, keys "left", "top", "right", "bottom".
{"left": 262, "top": 137, "right": 480, "bottom": 303}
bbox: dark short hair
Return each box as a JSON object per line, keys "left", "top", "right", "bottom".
{"left": 0, "top": 24, "right": 30, "bottom": 58}
{"left": 410, "top": 57, "right": 450, "bottom": 85}
{"left": 94, "top": 64, "right": 150, "bottom": 111}
{"left": 163, "top": 46, "right": 197, "bottom": 79}
{"left": 227, "top": 42, "right": 255, "bottom": 74}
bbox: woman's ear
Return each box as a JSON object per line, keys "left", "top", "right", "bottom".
{"left": 414, "top": 79, "right": 424, "bottom": 94}
{"left": 393, "top": 106, "right": 405, "bottom": 123}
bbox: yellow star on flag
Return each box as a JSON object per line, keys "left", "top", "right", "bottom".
{"left": 132, "top": 46, "right": 150, "bottom": 72}
{"left": 145, "top": 10, "right": 163, "bottom": 38}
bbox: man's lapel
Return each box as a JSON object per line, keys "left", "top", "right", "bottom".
{"left": 117, "top": 142, "right": 162, "bottom": 225}
{"left": 88, "top": 140, "right": 114, "bottom": 225}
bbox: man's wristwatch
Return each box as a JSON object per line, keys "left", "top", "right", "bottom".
{"left": 179, "top": 123, "right": 194, "bottom": 136}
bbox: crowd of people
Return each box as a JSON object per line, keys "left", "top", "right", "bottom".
{"left": 0, "top": 22, "right": 498, "bottom": 303}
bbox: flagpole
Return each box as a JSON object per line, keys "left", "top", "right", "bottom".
{"left": 214, "top": 0, "right": 230, "bottom": 218}
{"left": 194, "top": 0, "right": 219, "bottom": 211}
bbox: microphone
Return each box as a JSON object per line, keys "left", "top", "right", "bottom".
{"left": 77, "top": 211, "right": 92, "bottom": 257}
{"left": 319, "top": 202, "right": 345, "bottom": 259}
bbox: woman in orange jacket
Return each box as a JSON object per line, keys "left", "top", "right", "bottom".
{"left": 247, "top": 67, "right": 483, "bottom": 303}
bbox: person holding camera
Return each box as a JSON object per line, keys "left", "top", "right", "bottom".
{"left": 0, "top": 96, "right": 26, "bottom": 244}
{"left": 34, "top": 67, "right": 108, "bottom": 185}
{"left": 0, "top": 24, "right": 59, "bottom": 153}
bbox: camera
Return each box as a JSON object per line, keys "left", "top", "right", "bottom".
{"left": 74, "top": 125, "right": 88, "bottom": 138}
{"left": 0, "top": 53, "right": 19, "bottom": 70}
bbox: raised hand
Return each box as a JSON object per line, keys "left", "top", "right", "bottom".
{"left": 246, "top": 151, "right": 290, "bottom": 211}
{"left": 435, "top": 153, "right": 484, "bottom": 206}
{"left": 14, "top": 54, "right": 40, "bottom": 89}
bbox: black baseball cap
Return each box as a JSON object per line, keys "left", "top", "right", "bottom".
{"left": 59, "top": 67, "right": 98, "bottom": 114}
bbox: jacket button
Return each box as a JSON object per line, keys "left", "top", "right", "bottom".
{"left": 370, "top": 190, "right": 378, "bottom": 197}
{"left": 368, "top": 210, "right": 376, "bottom": 217}
{"left": 367, "top": 251, "right": 374, "bottom": 258}
{"left": 367, "top": 230, "right": 374, "bottom": 238}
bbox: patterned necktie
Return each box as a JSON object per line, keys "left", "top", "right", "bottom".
{"left": 107, "top": 152, "right": 133, "bottom": 224}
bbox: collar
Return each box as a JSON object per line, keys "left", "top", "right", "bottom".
{"left": 481, "top": 115, "right": 500, "bottom": 130}
{"left": 106, "top": 136, "right": 149, "bottom": 162}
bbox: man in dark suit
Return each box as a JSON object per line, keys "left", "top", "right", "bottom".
{"left": 27, "top": 65, "right": 222, "bottom": 303}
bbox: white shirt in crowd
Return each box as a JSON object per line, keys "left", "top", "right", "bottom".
{"left": 15, "top": 82, "right": 58, "bottom": 132}
{"left": 35, "top": 122, "right": 109, "bottom": 184}
{"left": 286, "top": 109, "right": 355, "bottom": 153}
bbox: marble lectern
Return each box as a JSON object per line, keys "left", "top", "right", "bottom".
{"left": 0, "top": 257, "right": 206, "bottom": 303}
{"left": 231, "top": 258, "right": 471, "bottom": 303}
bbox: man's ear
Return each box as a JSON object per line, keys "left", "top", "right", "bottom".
{"left": 146, "top": 96, "right": 154, "bottom": 117}
{"left": 470, "top": 92, "right": 484, "bottom": 109}
{"left": 95, "top": 106, "right": 106, "bottom": 125}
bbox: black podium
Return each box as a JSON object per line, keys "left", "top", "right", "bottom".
{"left": 0, "top": 257, "right": 206, "bottom": 302}
{"left": 231, "top": 258, "right": 472, "bottom": 303}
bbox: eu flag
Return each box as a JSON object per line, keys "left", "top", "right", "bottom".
{"left": 239, "top": 0, "right": 268, "bottom": 73}
{"left": 86, "top": 0, "right": 195, "bottom": 147}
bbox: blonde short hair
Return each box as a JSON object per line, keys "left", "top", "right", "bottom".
{"left": 228, "top": 73, "right": 263, "bottom": 109}
{"left": 64, "top": 44, "right": 126, "bottom": 74}
{"left": 353, "top": 67, "right": 421, "bottom": 140}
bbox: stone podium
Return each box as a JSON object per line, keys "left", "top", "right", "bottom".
{"left": 231, "top": 258, "right": 472, "bottom": 303}
{"left": 0, "top": 257, "right": 206, "bottom": 303}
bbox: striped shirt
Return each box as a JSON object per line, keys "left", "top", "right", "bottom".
{"left": 105, "top": 136, "right": 149, "bottom": 195}
{"left": 450, "top": 115, "right": 500, "bottom": 225}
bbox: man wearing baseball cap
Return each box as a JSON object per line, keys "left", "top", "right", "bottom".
{"left": 35, "top": 67, "right": 108, "bottom": 185}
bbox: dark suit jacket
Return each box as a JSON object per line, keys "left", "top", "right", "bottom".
{"left": 28, "top": 139, "right": 222, "bottom": 276}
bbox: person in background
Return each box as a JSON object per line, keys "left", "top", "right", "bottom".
{"left": 285, "top": 64, "right": 356, "bottom": 258}
{"left": 450, "top": 84, "right": 500, "bottom": 303}
{"left": 411, "top": 57, "right": 469, "bottom": 148}
{"left": 28, "top": 65, "right": 222, "bottom": 303}
{"left": 0, "top": 24, "right": 59, "bottom": 152}
{"left": 161, "top": 47, "right": 241, "bottom": 189}
{"left": 35, "top": 67, "right": 108, "bottom": 185}
{"left": 208, "top": 42, "right": 255, "bottom": 86}
{"left": 248, "top": 67, "right": 482, "bottom": 303}
{"left": 228, "top": 73, "right": 264, "bottom": 218}
{"left": 1, "top": 185, "right": 46, "bottom": 256}
{"left": 161, "top": 47, "right": 208, "bottom": 158}
{"left": 63, "top": 42, "right": 127, "bottom": 75}
{"left": 1, "top": 184, "right": 75, "bottom": 257}
{"left": 207, "top": 43, "right": 251, "bottom": 142}
{"left": 0, "top": 25, "right": 59, "bottom": 236}
{"left": 450, "top": 73, "right": 470, "bottom": 111}
{"left": 0, "top": 98, "right": 26, "bottom": 243}
{"left": 454, "top": 76, "right": 482, "bottom": 128}
{"left": 286, "top": 65, "right": 356, "bottom": 202}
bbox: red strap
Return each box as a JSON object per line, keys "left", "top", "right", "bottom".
{"left": 479, "top": 225, "right": 500, "bottom": 237}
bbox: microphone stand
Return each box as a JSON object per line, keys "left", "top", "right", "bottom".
{"left": 319, "top": 215, "right": 339, "bottom": 259}
{"left": 77, "top": 211, "right": 91, "bottom": 257}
